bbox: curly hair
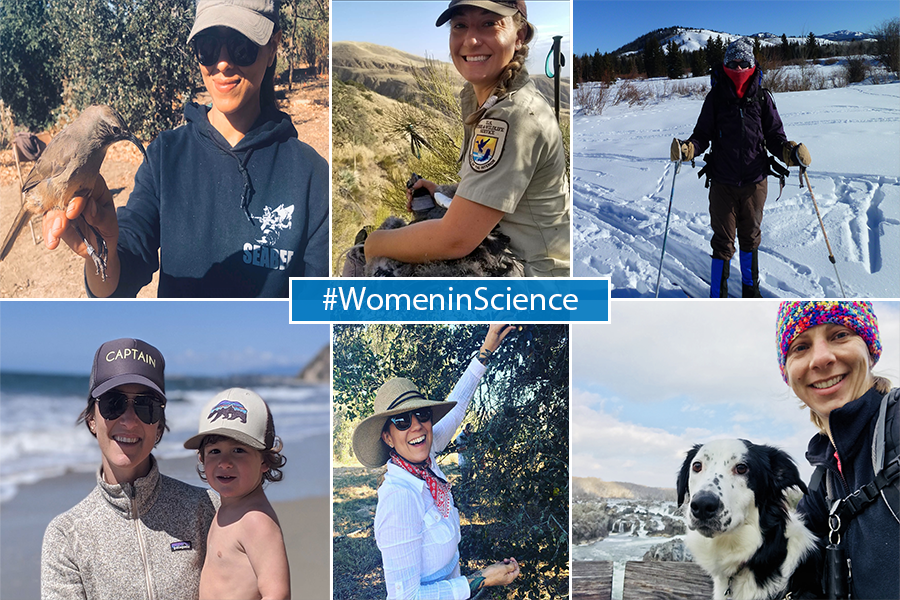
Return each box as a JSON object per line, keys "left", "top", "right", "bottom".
{"left": 464, "top": 13, "right": 534, "bottom": 127}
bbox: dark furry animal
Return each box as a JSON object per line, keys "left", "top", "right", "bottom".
{"left": 344, "top": 203, "right": 525, "bottom": 277}
{"left": 676, "top": 439, "right": 822, "bottom": 600}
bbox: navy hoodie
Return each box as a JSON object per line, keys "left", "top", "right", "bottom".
{"left": 107, "top": 102, "right": 328, "bottom": 297}
{"left": 687, "top": 65, "right": 789, "bottom": 188}
{"left": 797, "top": 386, "right": 900, "bottom": 599}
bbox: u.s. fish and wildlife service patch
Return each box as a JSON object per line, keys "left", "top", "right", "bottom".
{"left": 470, "top": 118, "right": 508, "bottom": 172}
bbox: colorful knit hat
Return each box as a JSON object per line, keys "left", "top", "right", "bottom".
{"left": 776, "top": 301, "right": 881, "bottom": 382}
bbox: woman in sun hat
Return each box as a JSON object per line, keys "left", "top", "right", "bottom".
{"left": 46, "top": 0, "right": 328, "bottom": 297}
{"left": 353, "top": 324, "right": 521, "bottom": 599}
{"left": 672, "top": 37, "right": 810, "bottom": 297}
{"left": 363, "top": 0, "right": 570, "bottom": 277}
{"left": 776, "top": 301, "right": 898, "bottom": 599}
{"left": 41, "top": 338, "right": 218, "bottom": 600}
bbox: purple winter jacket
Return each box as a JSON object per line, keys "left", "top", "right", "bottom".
{"left": 687, "top": 64, "right": 789, "bottom": 188}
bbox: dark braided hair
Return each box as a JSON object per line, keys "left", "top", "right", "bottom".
{"left": 464, "top": 13, "right": 534, "bottom": 126}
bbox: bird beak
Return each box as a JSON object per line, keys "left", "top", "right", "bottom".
{"left": 126, "top": 133, "right": 149, "bottom": 163}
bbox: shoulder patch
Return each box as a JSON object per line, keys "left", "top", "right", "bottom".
{"left": 469, "top": 118, "right": 508, "bottom": 173}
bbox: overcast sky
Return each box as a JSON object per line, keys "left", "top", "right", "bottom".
{"left": 0, "top": 301, "right": 327, "bottom": 377}
{"left": 572, "top": 300, "right": 900, "bottom": 488}
{"left": 333, "top": 0, "right": 572, "bottom": 77}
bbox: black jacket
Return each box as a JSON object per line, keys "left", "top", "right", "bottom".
{"left": 687, "top": 64, "right": 789, "bottom": 188}
{"left": 797, "top": 386, "right": 900, "bottom": 599}
{"left": 110, "top": 102, "right": 329, "bottom": 297}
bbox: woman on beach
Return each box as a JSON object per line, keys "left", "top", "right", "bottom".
{"left": 776, "top": 301, "right": 899, "bottom": 598}
{"left": 41, "top": 338, "right": 218, "bottom": 599}
{"left": 363, "top": 0, "right": 570, "bottom": 277}
{"left": 672, "top": 37, "right": 809, "bottom": 298}
{"left": 44, "top": 0, "right": 328, "bottom": 297}
{"left": 351, "top": 324, "right": 521, "bottom": 599}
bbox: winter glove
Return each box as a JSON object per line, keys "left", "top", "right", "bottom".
{"left": 783, "top": 141, "right": 811, "bottom": 167}
{"left": 670, "top": 138, "right": 694, "bottom": 162}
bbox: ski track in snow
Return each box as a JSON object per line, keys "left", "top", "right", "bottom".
{"left": 573, "top": 76, "right": 900, "bottom": 298}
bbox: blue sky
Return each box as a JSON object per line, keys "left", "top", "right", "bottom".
{"left": 333, "top": 0, "right": 572, "bottom": 77}
{"left": 572, "top": 300, "right": 900, "bottom": 488}
{"left": 0, "top": 301, "right": 328, "bottom": 377}
{"left": 574, "top": 0, "right": 899, "bottom": 54}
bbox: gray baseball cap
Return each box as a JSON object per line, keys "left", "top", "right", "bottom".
{"left": 435, "top": 0, "right": 534, "bottom": 44}
{"left": 184, "top": 388, "right": 273, "bottom": 450}
{"left": 89, "top": 338, "right": 165, "bottom": 400}
{"left": 188, "top": 0, "right": 280, "bottom": 46}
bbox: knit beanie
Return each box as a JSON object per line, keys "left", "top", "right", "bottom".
{"left": 776, "top": 301, "right": 881, "bottom": 383}
{"left": 724, "top": 37, "right": 755, "bottom": 67}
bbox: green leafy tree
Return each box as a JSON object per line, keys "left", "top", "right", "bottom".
{"left": 49, "top": 0, "right": 196, "bottom": 139}
{"left": 333, "top": 325, "right": 569, "bottom": 600}
{"left": 0, "top": 0, "right": 62, "bottom": 129}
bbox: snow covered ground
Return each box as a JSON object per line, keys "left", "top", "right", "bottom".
{"left": 573, "top": 68, "right": 900, "bottom": 298}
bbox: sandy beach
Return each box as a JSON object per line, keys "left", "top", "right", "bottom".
{"left": 1, "top": 437, "right": 331, "bottom": 599}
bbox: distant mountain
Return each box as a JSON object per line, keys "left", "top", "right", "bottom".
{"left": 573, "top": 476, "right": 676, "bottom": 502}
{"left": 297, "top": 345, "right": 329, "bottom": 384}
{"left": 333, "top": 40, "right": 570, "bottom": 111}
{"left": 612, "top": 27, "right": 878, "bottom": 55}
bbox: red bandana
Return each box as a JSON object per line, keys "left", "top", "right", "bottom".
{"left": 390, "top": 451, "right": 452, "bottom": 518}
{"left": 724, "top": 65, "right": 754, "bottom": 99}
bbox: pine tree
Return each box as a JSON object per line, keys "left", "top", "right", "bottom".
{"left": 666, "top": 40, "right": 684, "bottom": 79}
{"left": 644, "top": 36, "right": 664, "bottom": 78}
{"left": 780, "top": 33, "right": 791, "bottom": 62}
{"left": 706, "top": 35, "right": 726, "bottom": 68}
{"left": 690, "top": 49, "right": 708, "bottom": 78}
{"left": 805, "top": 32, "right": 819, "bottom": 60}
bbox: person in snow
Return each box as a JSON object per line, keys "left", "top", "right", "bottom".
{"left": 671, "top": 37, "right": 810, "bottom": 297}
{"left": 44, "top": 0, "right": 329, "bottom": 297}
{"left": 363, "top": 0, "right": 570, "bottom": 277}
{"left": 41, "top": 338, "right": 218, "bottom": 600}
{"left": 351, "top": 324, "right": 520, "bottom": 599}
{"left": 776, "top": 301, "right": 898, "bottom": 599}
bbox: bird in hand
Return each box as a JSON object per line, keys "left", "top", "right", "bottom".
{"left": 0, "top": 105, "right": 147, "bottom": 280}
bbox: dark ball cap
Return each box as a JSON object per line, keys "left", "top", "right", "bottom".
{"left": 89, "top": 338, "right": 166, "bottom": 400}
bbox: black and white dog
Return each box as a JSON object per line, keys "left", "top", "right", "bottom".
{"left": 676, "top": 439, "right": 822, "bottom": 600}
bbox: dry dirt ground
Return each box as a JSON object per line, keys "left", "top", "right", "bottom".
{"left": 0, "top": 76, "right": 328, "bottom": 298}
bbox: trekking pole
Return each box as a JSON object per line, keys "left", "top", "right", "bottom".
{"left": 655, "top": 159, "right": 681, "bottom": 297}
{"left": 545, "top": 36, "right": 564, "bottom": 122}
{"left": 801, "top": 166, "right": 846, "bottom": 298}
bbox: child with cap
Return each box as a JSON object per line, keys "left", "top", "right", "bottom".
{"left": 184, "top": 387, "right": 290, "bottom": 600}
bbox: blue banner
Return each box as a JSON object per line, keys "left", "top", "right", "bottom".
{"left": 290, "top": 278, "right": 610, "bottom": 323}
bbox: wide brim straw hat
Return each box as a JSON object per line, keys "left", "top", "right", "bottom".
{"left": 352, "top": 378, "right": 456, "bottom": 468}
{"left": 435, "top": 0, "right": 534, "bottom": 44}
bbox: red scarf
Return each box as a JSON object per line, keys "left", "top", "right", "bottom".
{"left": 390, "top": 450, "right": 452, "bottom": 518}
{"left": 724, "top": 65, "right": 754, "bottom": 99}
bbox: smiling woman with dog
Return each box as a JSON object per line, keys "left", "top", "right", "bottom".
{"left": 351, "top": 324, "right": 520, "bottom": 599}
{"left": 777, "top": 301, "right": 899, "bottom": 599}
{"left": 363, "top": 0, "right": 570, "bottom": 277}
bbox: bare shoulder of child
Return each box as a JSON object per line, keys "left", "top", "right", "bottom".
{"left": 200, "top": 486, "right": 290, "bottom": 600}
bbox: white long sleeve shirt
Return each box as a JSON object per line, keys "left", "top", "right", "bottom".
{"left": 374, "top": 357, "right": 486, "bottom": 600}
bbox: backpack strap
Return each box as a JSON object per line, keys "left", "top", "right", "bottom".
{"left": 873, "top": 388, "right": 899, "bottom": 473}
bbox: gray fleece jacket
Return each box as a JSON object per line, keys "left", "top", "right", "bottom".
{"left": 41, "top": 456, "right": 218, "bottom": 600}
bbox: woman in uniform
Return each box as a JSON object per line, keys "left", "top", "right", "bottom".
{"left": 364, "top": 0, "right": 570, "bottom": 277}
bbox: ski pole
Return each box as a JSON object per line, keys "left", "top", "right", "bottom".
{"left": 802, "top": 167, "right": 846, "bottom": 298}
{"left": 655, "top": 159, "right": 681, "bottom": 297}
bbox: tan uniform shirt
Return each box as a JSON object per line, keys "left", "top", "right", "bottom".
{"left": 456, "top": 68, "right": 570, "bottom": 277}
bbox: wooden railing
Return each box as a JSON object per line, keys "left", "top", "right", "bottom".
{"left": 573, "top": 560, "right": 714, "bottom": 600}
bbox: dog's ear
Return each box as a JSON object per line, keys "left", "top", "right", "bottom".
{"left": 677, "top": 445, "right": 701, "bottom": 507}
{"left": 766, "top": 445, "right": 808, "bottom": 494}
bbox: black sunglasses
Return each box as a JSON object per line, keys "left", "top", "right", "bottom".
{"left": 96, "top": 391, "right": 166, "bottom": 425}
{"left": 388, "top": 407, "right": 433, "bottom": 431}
{"left": 192, "top": 31, "right": 260, "bottom": 67}
{"left": 726, "top": 60, "right": 751, "bottom": 70}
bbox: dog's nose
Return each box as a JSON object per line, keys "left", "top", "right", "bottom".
{"left": 690, "top": 493, "right": 720, "bottom": 520}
